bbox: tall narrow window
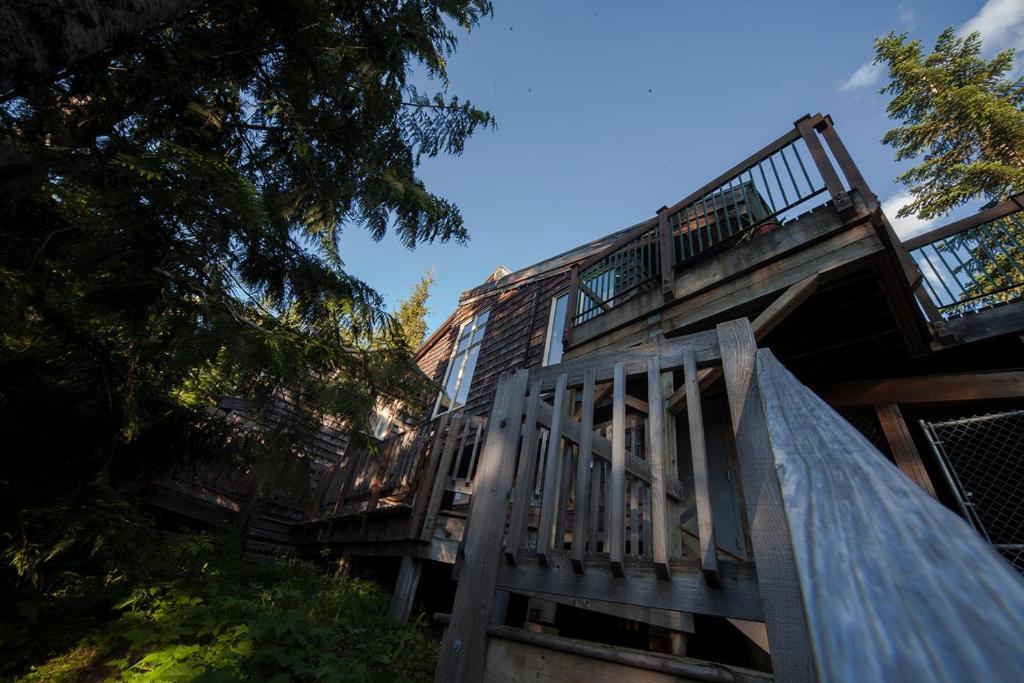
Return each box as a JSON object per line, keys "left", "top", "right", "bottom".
{"left": 542, "top": 293, "right": 569, "bottom": 366}
{"left": 434, "top": 310, "right": 489, "bottom": 416}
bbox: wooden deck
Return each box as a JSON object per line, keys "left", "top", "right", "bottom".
{"left": 141, "top": 121, "right": 1024, "bottom": 682}
{"left": 437, "top": 320, "right": 1024, "bottom": 682}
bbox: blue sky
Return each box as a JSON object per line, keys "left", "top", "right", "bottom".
{"left": 337, "top": 0, "right": 1024, "bottom": 332}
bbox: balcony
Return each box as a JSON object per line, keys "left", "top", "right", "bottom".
{"left": 904, "top": 193, "right": 1024, "bottom": 345}
{"left": 564, "top": 114, "right": 888, "bottom": 351}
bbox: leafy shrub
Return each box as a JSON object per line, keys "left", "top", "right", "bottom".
{"left": 2, "top": 495, "right": 437, "bottom": 682}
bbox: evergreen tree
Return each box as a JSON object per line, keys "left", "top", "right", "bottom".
{"left": 0, "top": 0, "right": 493, "bottom": 477}
{"left": 874, "top": 28, "right": 1024, "bottom": 220}
{"left": 395, "top": 271, "right": 435, "bottom": 350}
{"left": 874, "top": 28, "right": 1024, "bottom": 312}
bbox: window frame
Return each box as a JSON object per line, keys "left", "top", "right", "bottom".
{"left": 541, "top": 292, "right": 570, "bottom": 367}
{"left": 432, "top": 309, "right": 490, "bottom": 418}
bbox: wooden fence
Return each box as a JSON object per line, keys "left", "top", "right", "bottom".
{"left": 438, "top": 318, "right": 1024, "bottom": 682}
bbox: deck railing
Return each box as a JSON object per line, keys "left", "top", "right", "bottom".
{"left": 308, "top": 412, "right": 489, "bottom": 541}
{"left": 566, "top": 114, "right": 869, "bottom": 331}
{"left": 904, "top": 193, "right": 1024, "bottom": 318}
{"left": 440, "top": 319, "right": 1024, "bottom": 682}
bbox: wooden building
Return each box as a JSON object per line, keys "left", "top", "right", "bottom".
{"left": 149, "top": 114, "right": 1024, "bottom": 681}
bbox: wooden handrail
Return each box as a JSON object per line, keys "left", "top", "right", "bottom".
{"left": 575, "top": 217, "right": 658, "bottom": 273}
{"left": 663, "top": 122, "right": 812, "bottom": 219}
{"left": 903, "top": 192, "right": 1024, "bottom": 250}
{"left": 754, "top": 347, "right": 1024, "bottom": 681}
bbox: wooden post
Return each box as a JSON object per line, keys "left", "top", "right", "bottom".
{"left": 564, "top": 268, "right": 579, "bottom": 344}
{"left": 331, "top": 442, "right": 364, "bottom": 517}
{"left": 758, "top": 348, "right": 1024, "bottom": 682}
{"left": 408, "top": 415, "right": 451, "bottom": 537}
{"left": 795, "top": 114, "right": 850, "bottom": 211}
{"left": 667, "top": 274, "right": 820, "bottom": 415}
{"left": 717, "top": 319, "right": 816, "bottom": 682}
{"left": 505, "top": 381, "right": 542, "bottom": 564}
{"left": 646, "top": 355, "right": 671, "bottom": 579}
{"left": 436, "top": 370, "right": 530, "bottom": 683}
{"left": 658, "top": 206, "right": 674, "bottom": 297}
{"left": 389, "top": 555, "right": 423, "bottom": 624}
{"left": 816, "top": 116, "right": 874, "bottom": 207}
{"left": 420, "top": 415, "right": 464, "bottom": 542}
{"left": 536, "top": 373, "right": 568, "bottom": 567}
{"left": 366, "top": 434, "right": 401, "bottom": 513}
{"left": 571, "top": 368, "right": 596, "bottom": 574}
{"left": 609, "top": 361, "right": 627, "bottom": 576}
{"left": 660, "top": 365, "right": 682, "bottom": 558}
{"left": 875, "top": 404, "right": 938, "bottom": 498}
{"left": 682, "top": 347, "right": 718, "bottom": 587}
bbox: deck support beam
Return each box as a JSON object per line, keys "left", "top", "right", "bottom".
{"left": 389, "top": 555, "right": 423, "bottom": 624}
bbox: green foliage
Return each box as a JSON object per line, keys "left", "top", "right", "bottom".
{"left": 394, "top": 271, "right": 436, "bottom": 350}
{"left": 0, "top": 0, "right": 493, "bottom": 481}
{"left": 874, "top": 28, "right": 1024, "bottom": 220}
{"left": 939, "top": 212, "right": 1024, "bottom": 313}
{"left": 2, "top": 493, "right": 437, "bottom": 682}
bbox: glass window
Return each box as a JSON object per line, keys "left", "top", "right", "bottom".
{"left": 434, "top": 310, "right": 490, "bottom": 416}
{"left": 543, "top": 293, "right": 569, "bottom": 366}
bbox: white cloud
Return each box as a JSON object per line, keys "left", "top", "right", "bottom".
{"left": 882, "top": 190, "right": 937, "bottom": 240}
{"left": 841, "top": 0, "right": 1024, "bottom": 92}
{"left": 959, "top": 0, "right": 1024, "bottom": 53}
{"left": 839, "top": 61, "right": 884, "bottom": 91}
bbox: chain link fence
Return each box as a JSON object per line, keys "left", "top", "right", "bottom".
{"left": 922, "top": 409, "right": 1024, "bottom": 573}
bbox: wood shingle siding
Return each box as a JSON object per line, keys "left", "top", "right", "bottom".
{"left": 416, "top": 272, "right": 571, "bottom": 420}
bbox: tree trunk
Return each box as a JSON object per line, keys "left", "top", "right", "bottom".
{"left": 0, "top": 0, "right": 205, "bottom": 97}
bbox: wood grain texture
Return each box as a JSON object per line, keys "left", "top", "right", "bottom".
{"left": 419, "top": 415, "right": 463, "bottom": 541}
{"left": 646, "top": 356, "right": 671, "bottom": 578}
{"left": 515, "top": 589, "right": 696, "bottom": 633}
{"left": 874, "top": 404, "right": 937, "bottom": 497}
{"left": 537, "top": 373, "right": 568, "bottom": 566}
{"left": 571, "top": 369, "right": 596, "bottom": 573}
{"left": 756, "top": 348, "right": 1024, "bottom": 682}
{"left": 496, "top": 552, "right": 764, "bottom": 622}
{"left": 815, "top": 370, "right": 1024, "bottom": 406}
{"left": 405, "top": 417, "right": 450, "bottom": 540}
{"left": 717, "top": 319, "right": 816, "bottom": 683}
{"left": 609, "top": 361, "right": 627, "bottom": 575}
{"left": 435, "top": 370, "right": 529, "bottom": 683}
{"left": 388, "top": 555, "right": 422, "bottom": 624}
{"left": 484, "top": 628, "right": 772, "bottom": 683}
{"left": 534, "top": 329, "right": 721, "bottom": 391}
{"left": 504, "top": 381, "right": 542, "bottom": 564}
{"left": 684, "top": 347, "right": 719, "bottom": 587}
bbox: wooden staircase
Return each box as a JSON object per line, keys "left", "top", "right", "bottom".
{"left": 436, "top": 317, "right": 1024, "bottom": 682}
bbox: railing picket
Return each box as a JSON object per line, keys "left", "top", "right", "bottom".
{"left": 779, "top": 144, "right": 800, "bottom": 200}
{"left": 505, "top": 381, "right": 542, "bottom": 564}
{"left": 571, "top": 368, "right": 596, "bottom": 573}
{"left": 629, "top": 477, "right": 640, "bottom": 557}
{"left": 465, "top": 418, "right": 485, "bottom": 484}
{"left": 609, "top": 361, "right": 627, "bottom": 575}
{"left": 589, "top": 457, "right": 602, "bottom": 552}
{"left": 683, "top": 347, "right": 719, "bottom": 586}
{"left": 554, "top": 445, "right": 574, "bottom": 552}
{"left": 793, "top": 142, "right": 814, "bottom": 194}
{"left": 767, "top": 153, "right": 789, "bottom": 207}
{"left": 642, "top": 483, "right": 652, "bottom": 558}
{"left": 536, "top": 373, "right": 568, "bottom": 566}
{"left": 534, "top": 428, "right": 549, "bottom": 498}
{"left": 646, "top": 355, "right": 672, "bottom": 579}
{"left": 756, "top": 160, "right": 777, "bottom": 213}
{"left": 419, "top": 415, "right": 464, "bottom": 541}
{"left": 716, "top": 187, "right": 734, "bottom": 238}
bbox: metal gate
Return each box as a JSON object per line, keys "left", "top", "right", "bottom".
{"left": 922, "top": 409, "right": 1024, "bottom": 572}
